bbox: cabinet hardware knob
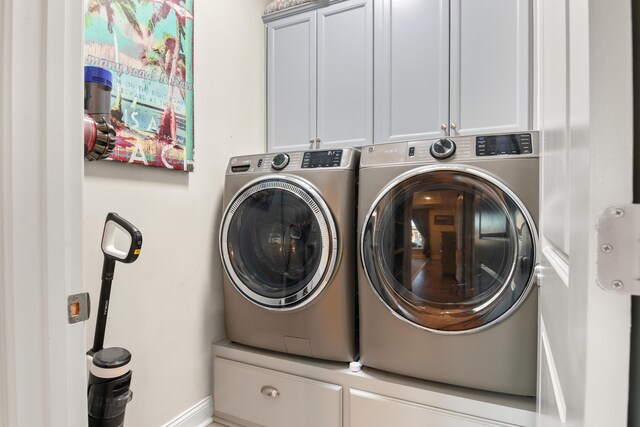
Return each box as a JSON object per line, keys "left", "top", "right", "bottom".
{"left": 315, "top": 138, "right": 321, "bottom": 149}
{"left": 261, "top": 385, "right": 280, "bottom": 398}
{"left": 450, "top": 122, "right": 457, "bottom": 130}
{"left": 440, "top": 123, "right": 448, "bottom": 131}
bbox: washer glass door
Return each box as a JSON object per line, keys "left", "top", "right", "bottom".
{"left": 221, "top": 177, "right": 337, "bottom": 309}
{"left": 361, "top": 167, "right": 536, "bottom": 333}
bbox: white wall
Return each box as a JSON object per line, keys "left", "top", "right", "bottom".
{"left": 83, "top": 1, "right": 268, "bottom": 425}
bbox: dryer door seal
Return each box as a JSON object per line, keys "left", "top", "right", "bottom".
{"left": 221, "top": 176, "right": 338, "bottom": 309}
{"left": 361, "top": 165, "right": 538, "bottom": 334}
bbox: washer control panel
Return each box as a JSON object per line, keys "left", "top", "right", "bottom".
{"left": 301, "top": 150, "right": 343, "bottom": 168}
{"left": 476, "top": 133, "right": 533, "bottom": 156}
{"left": 271, "top": 153, "right": 290, "bottom": 170}
{"left": 227, "top": 148, "right": 359, "bottom": 174}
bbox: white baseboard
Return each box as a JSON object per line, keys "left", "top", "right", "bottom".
{"left": 162, "top": 395, "right": 213, "bottom": 427}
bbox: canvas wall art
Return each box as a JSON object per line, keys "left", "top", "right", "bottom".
{"left": 85, "top": 0, "right": 194, "bottom": 171}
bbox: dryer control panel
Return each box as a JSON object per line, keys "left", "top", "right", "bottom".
{"left": 360, "top": 131, "right": 539, "bottom": 167}
{"left": 476, "top": 133, "right": 533, "bottom": 156}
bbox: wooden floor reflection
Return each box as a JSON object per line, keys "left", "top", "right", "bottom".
{"left": 409, "top": 256, "right": 467, "bottom": 303}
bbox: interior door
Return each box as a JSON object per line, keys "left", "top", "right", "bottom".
{"left": 1, "top": 0, "right": 86, "bottom": 425}
{"left": 537, "top": 0, "right": 633, "bottom": 425}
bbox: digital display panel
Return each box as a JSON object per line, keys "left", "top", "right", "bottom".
{"left": 301, "top": 150, "right": 343, "bottom": 168}
{"left": 476, "top": 133, "right": 533, "bottom": 157}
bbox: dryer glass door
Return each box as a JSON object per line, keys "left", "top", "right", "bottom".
{"left": 221, "top": 178, "right": 337, "bottom": 308}
{"left": 362, "top": 167, "right": 537, "bottom": 333}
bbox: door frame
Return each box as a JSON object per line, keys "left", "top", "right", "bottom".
{"left": 1, "top": 0, "right": 86, "bottom": 425}
{"left": 536, "top": 0, "right": 634, "bottom": 424}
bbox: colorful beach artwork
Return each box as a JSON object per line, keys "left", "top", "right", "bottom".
{"left": 84, "top": 0, "right": 194, "bottom": 171}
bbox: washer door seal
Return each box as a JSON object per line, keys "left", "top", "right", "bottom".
{"left": 221, "top": 175, "right": 338, "bottom": 310}
{"left": 361, "top": 165, "right": 537, "bottom": 334}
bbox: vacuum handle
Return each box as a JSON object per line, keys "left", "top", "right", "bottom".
{"left": 89, "top": 213, "right": 142, "bottom": 356}
{"left": 89, "top": 273, "right": 113, "bottom": 356}
{"left": 101, "top": 212, "right": 142, "bottom": 264}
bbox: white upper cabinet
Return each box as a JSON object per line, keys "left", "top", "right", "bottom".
{"left": 267, "top": 0, "right": 373, "bottom": 152}
{"left": 317, "top": 1, "right": 373, "bottom": 150}
{"left": 374, "top": 0, "right": 450, "bottom": 143}
{"left": 374, "top": 0, "right": 531, "bottom": 143}
{"left": 267, "top": 12, "right": 317, "bottom": 152}
{"left": 449, "top": 0, "right": 530, "bottom": 136}
{"left": 267, "top": 0, "right": 530, "bottom": 150}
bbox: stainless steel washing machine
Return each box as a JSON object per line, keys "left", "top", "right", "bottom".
{"left": 358, "top": 132, "right": 539, "bottom": 396}
{"left": 220, "top": 149, "right": 359, "bottom": 362}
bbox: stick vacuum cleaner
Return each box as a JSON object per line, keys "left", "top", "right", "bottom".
{"left": 87, "top": 213, "right": 142, "bottom": 427}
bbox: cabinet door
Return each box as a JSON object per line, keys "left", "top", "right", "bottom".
{"left": 374, "top": 0, "right": 450, "bottom": 143}
{"left": 449, "top": 0, "right": 530, "bottom": 136}
{"left": 267, "top": 12, "right": 317, "bottom": 152}
{"left": 316, "top": 0, "right": 373, "bottom": 149}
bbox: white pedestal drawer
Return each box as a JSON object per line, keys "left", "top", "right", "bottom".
{"left": 213, "top": 357, "right": 342, "bottom": 427}
{"left": 350, "top": 389, "right": 520, "bottom": 427}
{"left": 212, "top": 341, "right": 536, "bottom": 427}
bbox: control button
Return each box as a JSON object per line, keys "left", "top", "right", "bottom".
{"left": 257, "top": 159, "right": 263, "bottom": 168}
{"left": 408, "top": 146, "right": 415, "bottom": 157}
{"left": 271, "top": 153, "right": 290, "bottom": 170}
{"left": 430, "top": 139, "right": 456, "bottom": 160}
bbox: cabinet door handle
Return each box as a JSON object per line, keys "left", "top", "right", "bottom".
{"left": 315, "top": 138, "right": 321, "bottom": 149}
{"left": 261, "top": 385, "right": 280, "bottom": 398}
{"left": 309, "top": 138, "right": 315, "bottom": 149}
{"left": 440, "top": 123, "right": 448, "bottom": 131}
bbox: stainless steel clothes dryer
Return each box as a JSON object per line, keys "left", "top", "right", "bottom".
{"left": 358, "top": 132, "right": 539, "bottom": 396}
{"left": 220, "top": 149, "right": 359, "bottom": 362}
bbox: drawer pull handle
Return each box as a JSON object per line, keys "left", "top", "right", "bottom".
{"left": 261, "top": 385, "right": 280, "bottom": 398}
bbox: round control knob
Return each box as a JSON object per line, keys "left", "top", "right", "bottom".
{"left": 430, "top": 138, "right": 456, "bottom": 160}
{"left": 271, "top": 153, "right": 290, "bottom": 170}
